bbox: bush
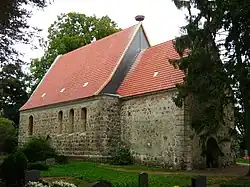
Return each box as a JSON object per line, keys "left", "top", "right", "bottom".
{"left": 55, "top": 155, "right": 69, "bottom": 164}
{"left": 0, "top": 150, "right": 28, "bottom": 186}
{"left": 110, "top": 142, "right": 133, "bottom": 165}
{"left": 3, "top": 135, "right": 18, "bottom": 153}
{"left": 0, "top": 118, "right": 17, "bottom": 153}
{"left": 27, "top": 162, "right": 49, "bottom": 171}
{"left": 22, "top": 136, "right": 56, "bottom": 163}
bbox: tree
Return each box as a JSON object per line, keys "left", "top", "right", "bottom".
{"left": 171, "top": 0, "right": 250, "bottom": 172}
{"left": 0, "top": 0, "right": 51, "bottom": 65}
{"left": 30, "top": 12, "right": 120, "bottom": 89}
{"left": 170, "top": 0, "right": 233, "bottom": 145}
{"left": 235, "top": 109, "right": 246, "bottom": 150}
{"left": 222, "top": 0, "right": 250, "bottom": 162}
{"left": 0, "top": 63, "right": 29, "bottom": 126}
{"left": 0, "top": 150, "right": 28, "bottom": 186}
{"left": 0, "top": 118, "right": 17, "bottom": 153}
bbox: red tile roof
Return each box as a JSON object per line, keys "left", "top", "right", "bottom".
{"left": 117, "top": 40, "right": 185, "bottom": 97}
{"left": 20, "top": 24, "right": 138, "bottom": 111}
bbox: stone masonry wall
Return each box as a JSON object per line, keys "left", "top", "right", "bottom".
{"left": 19, "top": 95, "right": 120, "bottom": 160}
{"left": 19, "top": 89, "right": 235, "bottom": 169}
{"left": 120, "top": 90, "right": 186, "bottom": 169}
{"left": 183, "top": 94, "right": 236, "bottom": 169}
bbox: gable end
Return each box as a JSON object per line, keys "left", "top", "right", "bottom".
{"left": 100, "top": 25, "right": 150, "bottom": 94}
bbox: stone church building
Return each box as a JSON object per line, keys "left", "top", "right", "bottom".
{"left": 19, "top": 23, "right": 235, "bottom": 170}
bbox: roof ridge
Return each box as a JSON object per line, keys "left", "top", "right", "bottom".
{"left": 62, "top": 24, "right": 140, "bottom": 57}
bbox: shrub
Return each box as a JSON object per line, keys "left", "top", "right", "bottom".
{"left": 0, "top": 118, "right": 17, "bottom": 153}
{"left": 0, "top": 150, "right": 28, "bottom": 186}
{"left": 27, "top": 162, "right": 49, "bottom": 171}
{"left": 22, "top": 136, "right": 56, "bottom": 163}
{"left": 3, "top": 135, "right": 18, "bottom": 153}
{"left": 55, "top": 155, "right": 69, "bottom": 164}
{"left": 110, "top": 142, "right": 133, "bottom": 165}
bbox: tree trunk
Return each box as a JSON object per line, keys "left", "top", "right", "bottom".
{"left": 231, "top": 15, "right": 250, "bottom": 175}
{"left": 243, "top": 94, "right": 250, "bottom": 176}
{"left": 238, "top": 73, "right": 250, "bottom": 175}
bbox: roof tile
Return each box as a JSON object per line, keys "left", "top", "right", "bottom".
{"left": 117, "top": 40, "right": 185, "bottom": 97}
{"left": 20, "top": 24, "right": 138, "bottom": 110}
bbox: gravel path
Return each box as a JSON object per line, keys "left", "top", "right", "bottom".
{"left": 104, "top": 164, "right": 249, "bottom": 177}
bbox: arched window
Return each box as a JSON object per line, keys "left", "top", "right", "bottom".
{"left": 28, "top": 116, "right": 33, "bottom": 135}
{"left": 69, "top": 109, "right": 74, "bottom": 133}
{"left": 58, "top": 111, "right": 63, "bottom": 133}
{"left": 81, "top": 108, "right": 87, "bottom": 131}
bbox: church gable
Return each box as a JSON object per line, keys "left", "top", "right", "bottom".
{"left": 20, "top": 24, "right": 140, "bottom": 111}
{"left": 101, "top": 25, "right": 150, "bottom": 94}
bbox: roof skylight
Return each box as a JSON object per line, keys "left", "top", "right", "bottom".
{"left": 83, "top": 82, "right": 89, "bottom": 87}
{"left": 60, "top": 88, "right": 65, "bottom": 93}
{"left": 153, "top": 72, "right": 159, "bottom": 77}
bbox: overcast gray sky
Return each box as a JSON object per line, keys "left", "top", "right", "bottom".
{"left": 18, "top": 0, "right": 187, "bottom": 64}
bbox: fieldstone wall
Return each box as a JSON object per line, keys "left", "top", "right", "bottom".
{"left": 19, "top": 95, "right": 120, "bottom": 160}
{"left": 183, "top": 94, "right": 236, "bottom": 169}
{"left": 19, "top": 89, "right": 235, "bottom": 170}
{"left": 120, "top": 89, "right": 185, "bottom": 169}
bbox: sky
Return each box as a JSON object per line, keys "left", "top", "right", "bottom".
{"left": 17, "top": 0, "right": 187, "bottom": 64}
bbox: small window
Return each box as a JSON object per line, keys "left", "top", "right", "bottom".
{"left": 28, "top": 116, "right": 33, "bottom": 135}
{"left": 58, "top": 111, "right": 63, "bottom": 133}
{"left": 81, "top": 108, "right": 87, "bottom": 131}
{"left": 69, "top": 109, "right": 74, "bottom": 133}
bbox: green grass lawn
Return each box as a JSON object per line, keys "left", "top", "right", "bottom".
{"left": 236, "top": 158, "right": 250, "bottom": 164}
{"left": 41, "top": 161, "right": 191, "bottom": 187}
{"left": 220, "top": 177, "right": 250, "bottom": 187}
{"left": 98, "top": 162, "right": 179, "bottom": 172}
{"left": 40, "top": 161, "right": 238, "bottom": 187}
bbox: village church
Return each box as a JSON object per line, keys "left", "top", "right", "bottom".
{"left": 18, "top": 20, "right": 236, "bottom": 170}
